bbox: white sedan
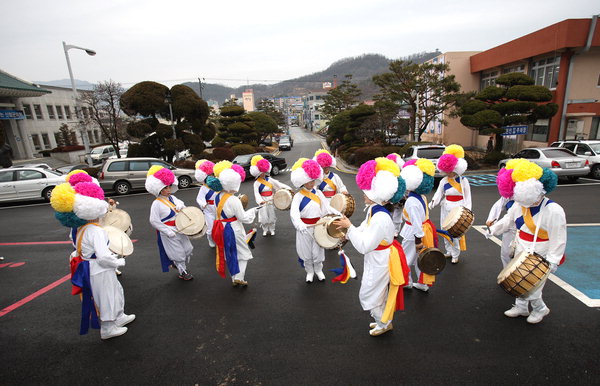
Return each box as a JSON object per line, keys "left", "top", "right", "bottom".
{"left": 0, "top": 167, "right": 66, "bottom": 203}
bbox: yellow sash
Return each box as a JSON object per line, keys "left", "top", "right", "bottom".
{"left": 76, "top": 222, "right": 99, "bottom": 256}
{"left": 257, "top": 177, "right": 273, "bottom": 191}
{"left": 156, "top": 197, "right": 178, "bottom": 211}
{"left": 522, "top": 207, "right": 549, "bottom": 239}
{"left": 403, "top": 195, "right": 436, "bottom": 285}
{"left": 323, "top": 177, "right": 337, "bottom": 192}
{"left": 216, "top": 193, "right": 232, "bottom": 220}
{"left": 447, "top": 177, "right": 463, "bottom": 194}
{"left": 380, "top": 241, "right": 406, "bottom": 323}
{"left": 299, "top": 188, "right": 321, "bottom": 206}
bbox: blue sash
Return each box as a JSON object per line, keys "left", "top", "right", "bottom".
{"left": 71, "top": 258, "right": 100, "bottom": 335}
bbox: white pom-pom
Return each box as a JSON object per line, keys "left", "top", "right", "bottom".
{"left": 513, "top": 179, "right": 544, "bottom": 207}
{"left": 400, "top": 165, "right": 423, "bottom": 192}
{"left": 219, "top": 169, "right": 242, "bottom": 192}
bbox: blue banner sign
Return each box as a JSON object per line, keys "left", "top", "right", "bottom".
{"left": 0, "top": 110, "right": 25, "bottom": 120}
{"left": 502, "top": 125, "right": 528, "bottom": 136}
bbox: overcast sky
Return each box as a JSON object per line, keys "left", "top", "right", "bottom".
{"left": 2, "top": 0, "right": 598, "bottom": 88}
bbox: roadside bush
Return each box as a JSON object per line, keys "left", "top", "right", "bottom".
{"left": 82, "top": 167, "right": 100, "bottom": 178}
{"left": 212, "top": 147, "right": 235, "bottom": 161}
{"left": 173, "top": 160, "right": 196, "bottom": 169}
{"left": 482, "top": 151, "right": 509, "bottom": 166}
{"left": 195, "top": 151, "right": 217, "bottom": 162}
{"left": 231, "top": 144, "right": 256, "bottom": 156}
{"left": 350, "top": 146, "right": 391, "bottom": 166}
{"left": 211, "top": 136, "right": 226, "bottom": 147}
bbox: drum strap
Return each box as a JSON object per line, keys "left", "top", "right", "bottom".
{"left": 216, "top": 193, "right": 233, "bottom": 220}
{"left": 299, "top": 188, "right": 321, "bottom": 206}
{"left": 257, "top": 177, "right": 273, "bottom": 192}
{"left": 521, "top": 206, "right": 549, "bottom": 240}
{"left": 157, "top": 197, "right": 178, "bottom": 212}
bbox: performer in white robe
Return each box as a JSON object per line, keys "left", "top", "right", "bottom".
{"left": 290, "top": 158, "right": 340, "bottom": 283}
{"left": 146, "top": 166, "right": 194, "bottom": 280}
{"left": 486, "top": 196, "right": 516, "bottom": 268}
{"left": 250, "top": 155, "right": 292, "bottom": 236}
{"left": 335, "top": 156, "right": 409, "bottom": 336}
{"left": 429, "top": 145, "right": 471, "bottom": 264}
{"left": 488, "top": 159, "right": 565, "bottom": 324}
{"left": 211, "top": 161, "right": 258, "bottom": 286}
{"left": 386, "top": 153, "right": 405, "bottom": 238}
{"left": 195, "top": 159, "right": 217, "bottom": 247}
{"left": 313, "top": 149, "right": 348, "bottom": 202}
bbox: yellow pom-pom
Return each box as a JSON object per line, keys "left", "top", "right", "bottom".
{"left": 511, "top": 160, "right": 543, "bottom": 182}
{"left": 314, "top": 149, "right": 330, "bottom": 157}
{"left": 443, "top": 144, "right": 465, "bottom": 158}
{"left": 213, "top": 161, "right": 233, "bottom": 177}
{"left": 251, "top": 155, "right": 264, "bottom": 166}
{"left": 147, "top": 165, "right": 163, "bottom": 176}
{"left": 292, "top": 158, "right": 308, "bottom": 171}
{"left": 50, "top": 183, "right": 76, "bottom": 212}
{"left": 374, "top": 157, "right": 400, "bottom": 177}
{"left": 416, "top": 158, "right": 436, "bottom": 177}
{"left": 66, "top": 169, "right": 88, "bottom": 180}
{"left": 195, "top": 159, "right": 208, "bottom": 169}
{"left": 505, "top": 158, "right": 529, "bottom": 170}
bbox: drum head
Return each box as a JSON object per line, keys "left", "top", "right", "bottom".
{"left": 343, "top": 193, "right": 356, "bottom": 218}
{"left": 441, "top": 206, "right": 463, "bottom": 230}
{"left": 175, "top": 207, "right": 206, "bottom": 236}
{"left": 314, "top": 214, "right": 345, "bottom": 250}
{"left": 104, "top": 225, "right": 134, "bottom": 256}
{"left": 417, "top": 248, "right": 446, "bottom": 275}
{"left": 239, "top": 194, "right": 249, "bottom": 209}
{"left": 100, "top": 208, "right": 132, "bottom": 234}
{"left": 273, "top": 189, "right": 293, "bottom": 210}
{"left": 330, "top": 194, "right": 346, "bottom": 213}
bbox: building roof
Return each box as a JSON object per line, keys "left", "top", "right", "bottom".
{"left": 0, "top": 69, "right": 51, "bottom": 97}
{"left": 471, "top": 18, "right": 600, "bottom": 73}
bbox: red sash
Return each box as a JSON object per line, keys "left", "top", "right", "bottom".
{"left": 164, "top": 220, "right": 176, "bottom": 226}
{"left": 301, "top": 217, "right": 319, "bottom": 224}
{"left": 519, "top": 230, "right": 549, "bottom": 242}
{"left": 322, "top": 191, "right": 336, "bottom": 198}
{"left": 260, "top": 191, "right": 273, "bottom": 197}
{"left": 446, "top": 195, "right": 463, "bottom": 202}
{"left": 206, "top": 200, "right": 214, "bottom": 205}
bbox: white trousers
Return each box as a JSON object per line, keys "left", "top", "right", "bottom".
{"left": 515, "top": 278, "right": 548, "bottom": 311}
{"left": 232, "top": 259, "right": 248, "bottom": 282}
{"left": 90, "top": 270, "right": 125, "bottom": 322}
{"left": 402, "top": 238, "right": 421, "bottom": 284}
{"left": 296, "top": 229, "right": 325, "bottom": 275}
{"left": 500, "top": 230, "right": 516, "bottom": 268}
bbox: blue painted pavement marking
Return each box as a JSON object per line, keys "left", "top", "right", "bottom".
{"left": 556, "top": 226, "right": 600, "bottom": 300}
{"left": 466, "top": 174, "right": 497, "bottom": 186}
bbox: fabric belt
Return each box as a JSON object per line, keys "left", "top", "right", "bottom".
{"left": 301, "top": 217, "right": 320, "bottom": 225}
{"left": 206, "top": 200, "right": 215, "bottom": 205}
{"left": 375, "top": 243, "right": 392, "bottom": 251}
{"left": 322, "top": 191, "right": 336, "bottom": 198}
{"left": 218, "top": 217, "right": 237, "bottom": 223}
{"left": 164, "top": 220, "right": 176, "bottom": 226}
{"left": 519, "top": 230, "right": 548, "bottom": 242}
{"left": 260, "top": 191, "right": 273, "bottom": 197}
{"left": 446, "top": 195, "right": 463, "bottom": 202}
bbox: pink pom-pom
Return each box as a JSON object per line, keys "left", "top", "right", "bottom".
{"left": 316, "top": 152, "right": 333, "bottom": 168}
{"left": 231, "top": 164, "right": 246, "bottom": 181}
{"left": 68, "top": 172, "right": 92, "bottom": 186}
{"left": 199, "top": 161, "right": 215, "bottom": 175}
{"left": 154, "top": 168, "right": 175, "bottom": 186}
{"left": 257, "top": 158, "right": 271, "bottom": 173}
{"left": 302, "top": 159, "right": 322, "bottom": 180}
{"left": 74, "top": 182, "right": 105, "bottom": 200}
{"left": 497, "top": 168, "right": 515, "bottom": 198}
{"left": 386, "top": 154, "right": 398, "bottom": 163}
{"left": 437, "top": 154, "right": 458, "bottom": 173}
{"left": 356, "top": 160, "right": 377, "bottom": 190}
{"left": 403, "top": 159, "right": 417, "bottom": 167}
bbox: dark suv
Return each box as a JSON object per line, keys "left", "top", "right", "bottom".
{"left": 232, "top": 152, "right": 287, "bottom": 180}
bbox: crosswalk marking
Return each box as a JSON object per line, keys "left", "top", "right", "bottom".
{"left": 466, "top": 174, "right": 497, "bottom": 186}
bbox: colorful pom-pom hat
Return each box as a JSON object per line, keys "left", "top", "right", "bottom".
{"left": 249, "top": 155, "right": 272, "bottom": 178}
{"left": 386, "top": 153, "right": 405, "bottom": 169}
{"left": 356, "top": 157, "right": 405, "bottom": 204}
{"left": 145, "top": 165, "right": 179, "bottom": 197}
{"left": 195, "top": 159, "right": 215, "bottom": 183}
{"left": 496, "top": 159, "right": 557, "bottom": 207}
{"left": 65, "top": 169, "right": 99, "bottom": 186}
{"left": 437, "top": 144, "right": 468, "bottom": 175}
{"left": 314, "top": 149, "right": 336, "bottom": 169}
{"left": 213, "top": 160, "right": 246, "bottom": 192}
{"left": 400, "top": 158, "right": 436, "bottom": 195}
{"left": 51, "top": 181, "right": 109, "bottom": 227}
{"left": 291, "top": 158, "right": 323, "bottom": 188}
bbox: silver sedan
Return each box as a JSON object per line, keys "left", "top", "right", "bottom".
{"left": 499, "top": 147, "right": 590, "bottom": 181}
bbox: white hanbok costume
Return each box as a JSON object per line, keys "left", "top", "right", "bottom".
{"left": 197, "top": 184, "right": 217, "bottom": 246}
{"left": 487, "top": 196, "right": 517, "bottom": 268}
{"left": 290, "top": 188, "right": 340, "bottom": 275}
{"left": 149, "top": 195, "right": 193, "bottom": 274}
{"left": 430, "top": 175, "right": 472, "bottom": 259}
{"left": 400, "top": 193, "right": 428, "bottom": 285}
{"left": 490, "top": 197, "right": 566, "bottom": 311}
{"left": 253, "top": 176, "right": 291, "bottom": 234}
{"left": 317, "top": 171, "right": 348, "bottom": 202}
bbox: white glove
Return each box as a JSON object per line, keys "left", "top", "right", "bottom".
{"left": 297, "top": 224, "right": 308, "bottom": 233}
{"left": 550, "top": 263, "right": 558, "bottom": 273}
{"left": 118, "top": 258, "right": 126, "bottom": 267}
{"left": 175, "top": 202, "right": 185, "bottom": 210}
{"left": 428, "top": 201, "right": 435, "bottom": 210}
{"left": 166, "top": 230, "right": 177, "bottom": 238}
{"left": 484, "top": 231, "right": 494, "bottom": 240}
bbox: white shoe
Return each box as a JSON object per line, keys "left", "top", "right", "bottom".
{"left": 369, "top": 322, "right": 377, "bottom": 329}
{"left": 413, "top": 283, "right": 429, "bottom": 292}
{"left": 451, "top": 256, "right": 459, "bottom": 264}
{"left": 208, "top": 240, "right": 216, "bottom": 248}
{"left": 100, "top": 323, "right": 128, "bottom": 340}
{"left": 316, "top": 271, "right": 326, "bottom": 282}
{"left": 527, "top": 307, "right": 550, "bottom": 324}
{"left": 270, "top": 230, "right": 275, "bottom": 236}
{"left": 115, "top": 314, "right": 136, "bottom": 327}
{"left": 262, "top": 231, "right": 268, "bottom": 237}
{"left": 115, "top": 269, "right": 122, "bottom": 276}
{"left": 306, "top": 273, "right": 314, "bottom": 283}
{"left": 369, "top": 323, "right": 393, "bottom": 336}
{"left": 504, "top": 305, "right": 530, "bottom": 318}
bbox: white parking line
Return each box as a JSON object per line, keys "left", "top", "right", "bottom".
{"left": 472, "top": 225, "right": 600, "bottom": 308}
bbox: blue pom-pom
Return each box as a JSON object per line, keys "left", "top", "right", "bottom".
{"left": 390, "top": 176, "right": 407, "bottom": 204}
{"left": 540, "top": 168, "right": 558, "bottom": 194}
{"left": 414, "top": 174, "right": 434, "bottom": 195}
{"left": 55, "top": 211, "right": 87, "bottom": 228}
{"left": 206, "top": 175, "right": 223, "bottom": 192}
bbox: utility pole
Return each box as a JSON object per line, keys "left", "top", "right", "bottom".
{"left": 198, "top": 77, "right": 205, "bottom": 99}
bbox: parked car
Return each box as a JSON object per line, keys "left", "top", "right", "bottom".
{"left": 98, "top": 157, "right": 195, "bottom": 195}
{"left": 498, "top": 147, "right": 590, "bottom": 181}
{"left": 550, "top": 140, "right": 600, "bottom": 179}
{"left": 90, "top": 145, "right": 117, "bottom": 164}
{"left": 0, "top": 167, "right": 65, "bottom": 202}
{"left": 232, "top": 152, "right": 287, "bottom": 180}
{"left": 11, "top": 163, "right": 53, "bottom": 170}
{"left": 278, "top": 138, "right": 292, "bottom": 151}
{"left": 403, "top": 144, "right": 447, "bottom": 178}
{"left": 55, "top": 164, "right": 92, "bottom": 174}
{"left": 108, "top": 149, "right": 128, "bottom": 160}
{"left": 279, "top": 135, "right": 294, "bottom": 148}
{"left": 387, "top": 137, "right": 408, "bottom": 147}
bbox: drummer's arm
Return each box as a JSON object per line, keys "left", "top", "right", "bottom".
{"left": 319, "top": 191, "right": 341, "bottom": 216}
{"left": 334, "top": 174, "right": 348, "bottom": 194}
{"left": 486, "top": 197, "right": 505, "bottom": 225}
{"left": 545, "top": 204, "right": 567, "bottom": 266}
{"left": 91, "top": 228, "right": 124, "bottom": 268}
{"left": 406, "top": 203, "right": 425, "bottom": 238}
{"left": 171, "top": 195, "right": 186, "bottom": 210}
{"left": 462, "top": 177, "right": 472, "bottom": 210}
{"left": 272, "top": 178, "right": 291, "bottom": 191}
{"left": 253, "top": 181, "right": 265, "bottom": 205}
{"left": 149, "top": 203, "right": 176, "bottom": 237}
{"left": 289, "top": 194, "right": 306, "bottom": 231}
{"left": 346, "top": 218, "right": 383, "bottom": 254}
{"left": 489, "top": 206, "right": 517, "bottom": 236}
{"left": 430, "top": 179, "right": 444, "bottom": 208}
{"left": 196, "top": 186, "right": 207, "bottom": 208}
{"left": 231, "top": 198, "right": 256, "bottom": 224}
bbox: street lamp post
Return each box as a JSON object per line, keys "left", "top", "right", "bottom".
{"left": 165, "top": 92, "right": 176, "bottom": 139}
{"left": 63, "top": 41, "right": 96, "bottom": 166}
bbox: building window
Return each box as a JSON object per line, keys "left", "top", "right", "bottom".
{"left": 525, "top": 119, "right": 549, "bottom": 142}
{"left": 41, "top": 133, "right": 51, "bottom": 149}
{"left": 33, "top": 104, "right": 43, "bottom": 120}
{"left": 31, "top": 134, "right": 42, "bottom": 150}
{"left": 316, "top": 95, "right": 322, "bottom": 100}
{"left": 502, "top": 64, "right": 525, "bottom": 74}
{"left": 47, "top": 105, "right": 56, "bottom": 119}
{"left": 480, "top": 71, "right": 498, "bottom": 90}
{"left": 22, "top": 105, "right": 33, "bottom": 119}
{"left": 56, "top": 105, "right": 64, "bottom": 119}
{"left": 64, "top": 106, "right": 72, "bottom": 119}
{"left": 54, "top": 132, "right": 62, "bottom": 145}
{"left": 94, "top": 130, "right": 100, "bottom": 142}
{"left": 529, "top": 56, "right": 559, "bottom": 89}
{"left": 88, "top": 130, "right": 94, "bottom": 143}
{"left": 590, "top": 117, "right": 600, "bottom": 140}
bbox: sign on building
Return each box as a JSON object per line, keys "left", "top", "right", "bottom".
{"left": 502, "top": 125, "right": 528, "bottom": 136}
{"left": 0, "top": 110, "right": 25, "bottom": 120}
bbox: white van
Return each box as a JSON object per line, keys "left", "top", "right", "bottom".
{"left": 90, "top": 145, "right": 116, "bottom": 164}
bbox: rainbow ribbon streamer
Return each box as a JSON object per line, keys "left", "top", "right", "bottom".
{"left": 330, "top": 249, "right": 357, "bottom": 284}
